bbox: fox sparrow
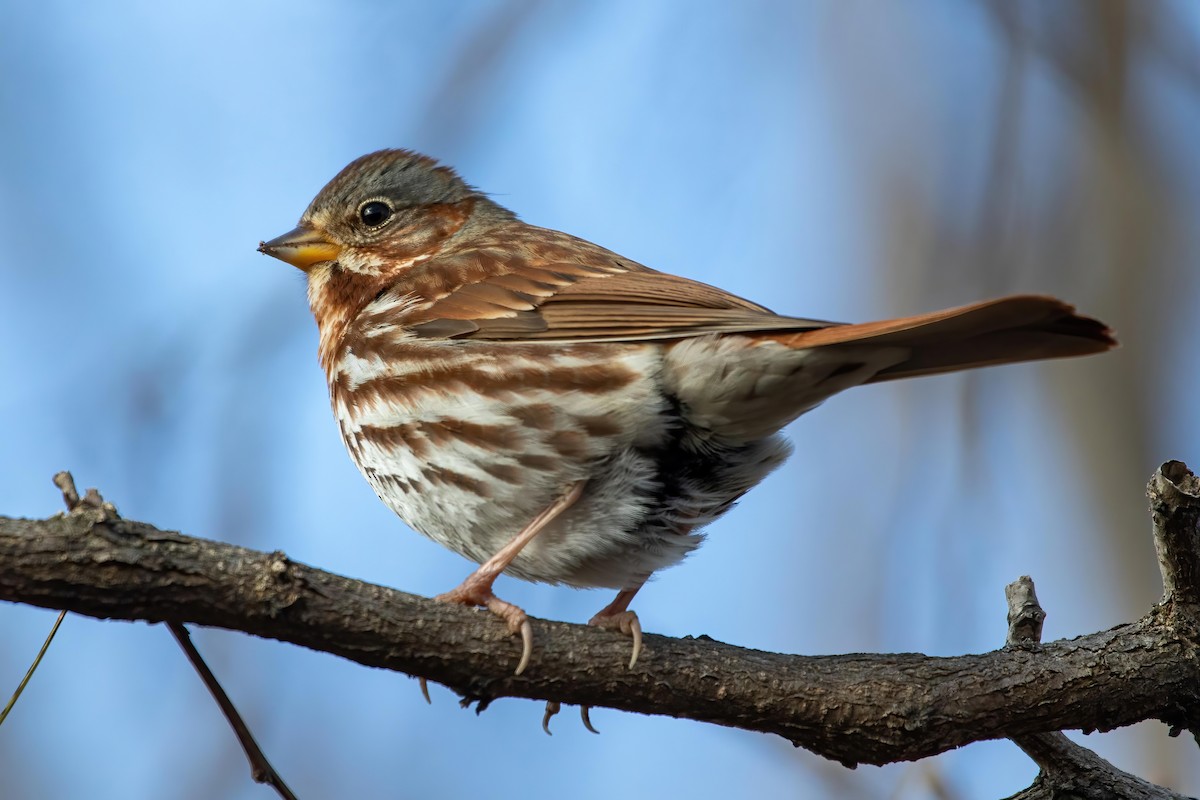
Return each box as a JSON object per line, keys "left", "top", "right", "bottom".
{"left": 260, "top": 149, "right": 1115, "bottom": 674}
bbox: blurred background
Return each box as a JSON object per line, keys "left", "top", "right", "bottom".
{"left": 2, "top": 1, "right": 1198, "bottom": 798}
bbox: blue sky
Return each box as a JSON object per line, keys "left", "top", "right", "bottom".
{"left": 2, "top": 3, "right": 1198, "bottom": 798}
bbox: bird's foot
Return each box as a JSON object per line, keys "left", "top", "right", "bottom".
{"left": 588, "top": 608, "right": 642, "bottom": 669}
{"left": 436, "top": 577, "right": 533, "bottom": 675}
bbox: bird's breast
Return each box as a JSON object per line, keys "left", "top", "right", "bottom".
{"left": 327, "top": 331, "right": 676, "bottom": 578}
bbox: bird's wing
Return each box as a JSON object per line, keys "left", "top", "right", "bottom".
{"left": 401, "top": 227, "right": 834, "bottom": 342}
{"left": 391, "top": 226, "right": 1115, "bottom": 368}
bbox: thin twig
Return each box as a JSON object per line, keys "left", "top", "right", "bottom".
{"left": 168, "top": 622, "right": 298, "bottom": 800}
{"left": 0, "top": 610, "right": 67, "bottom": 726}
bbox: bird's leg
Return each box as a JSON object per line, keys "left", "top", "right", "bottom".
{"left": 571, "top": 584, "right": 645, "bottom": 731}
{"left": 589, "top": 584, "right": 645, "bottom": 669}
{"left": 436, "top": 481, "right": 586, "bottom": 675}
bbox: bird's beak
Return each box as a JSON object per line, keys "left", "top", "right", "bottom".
{"left": 258, "top": 224, "right": 342, "bottom": 271}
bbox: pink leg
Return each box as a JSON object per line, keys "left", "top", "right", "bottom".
{"left": 436, "top": 481, "right": 585, "bottom": 676}
{"left": 589, "top": 584, "right": 645, "bottom": 669}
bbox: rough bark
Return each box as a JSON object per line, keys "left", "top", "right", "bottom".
{"left": 1001, "top": 575, "right": 1194, "bottom": 799}
{"left": 1, "top": 463, "right": 1198, "bottom": 787}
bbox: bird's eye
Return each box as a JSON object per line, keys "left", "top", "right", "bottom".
{"left": 358, "top": 200, "right": 393, "bottom": 228}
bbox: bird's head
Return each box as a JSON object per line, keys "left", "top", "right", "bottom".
{"left": 260, "top": 149, "right": 512, "bottom": 373}
{"left": 258, "top": 148, "right": 482, "bottom": 280}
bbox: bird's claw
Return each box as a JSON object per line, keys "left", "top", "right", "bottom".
{"left": 436, "top": 583, "right": 534, "bottom": 675}
{"left": 581, "top": 705, "right": 599, "bottom": 734}
{"left": 485, "top": 598, "right": 532, "bottom": 675}
{"left": 514, "top": 617, "right": 533, "bottom": 676}
{"left": 542, "top": 701, "right": 560, "bottom": 735}
{"left": 589, "top": 609, "right": 642, "bottom": 669}
{"left": 543, "top": 701, "right": 599, "bottom": 735}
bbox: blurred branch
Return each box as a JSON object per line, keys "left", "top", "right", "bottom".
{"left": 1, "top": 464, "right": 1198, "bottom": 773}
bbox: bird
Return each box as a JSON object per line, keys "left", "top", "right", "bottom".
{"left": 259, "top": 148, "right": 1115, "bottom": 675}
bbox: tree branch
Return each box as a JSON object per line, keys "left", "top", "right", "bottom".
{"left": 1151, "top": 460, "right": 1200, "bottom": 610}
{"left": 1003, "top": 576, "right": 1191, "bottom": 799}
{"left": 1, "top": 463, "right": 1198, "bottom": 771}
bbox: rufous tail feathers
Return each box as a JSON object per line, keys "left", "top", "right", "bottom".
{"left": 764, "top": 295, "right": 1116, "bottom": 383}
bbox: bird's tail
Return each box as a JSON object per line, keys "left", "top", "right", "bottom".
{"left": 761, "top": 295, "right": 1116, "bottom": 383}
